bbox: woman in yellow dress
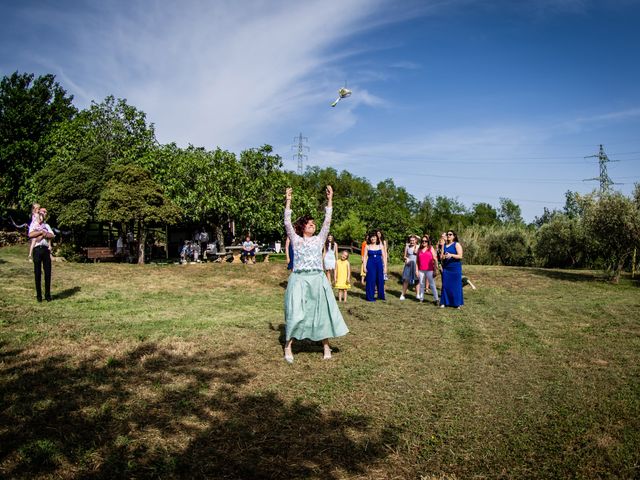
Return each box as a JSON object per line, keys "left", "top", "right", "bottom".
{"left": 334, "top": 250, "right": 352, "bottom": 302}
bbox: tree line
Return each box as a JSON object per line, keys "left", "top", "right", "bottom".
{"left": 1, "top": 72, "right": 639, "bottom": 279}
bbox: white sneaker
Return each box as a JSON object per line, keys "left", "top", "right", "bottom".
{"left": 399, "top": 295, "right": 405, "bottom": 301}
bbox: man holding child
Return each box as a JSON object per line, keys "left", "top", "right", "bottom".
{"left": 28, "top": 207, "right": 55, "bottom": 302}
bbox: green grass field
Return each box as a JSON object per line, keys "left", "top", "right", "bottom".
{"left": 1, "top": 244, "right": 639, "bottom": 479}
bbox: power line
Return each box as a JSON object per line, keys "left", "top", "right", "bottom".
{"left": 319, "top": 149, "right": 640, "bottom": 165}
{"left": 291, "top": 133, "right": 309, "bottom": 175}
{"left": 583, "top": 144, "right": 621, "bottom": 194}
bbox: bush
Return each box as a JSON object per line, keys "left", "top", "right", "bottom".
{"left": 0, "top": 230, "right": 25, "bottom": 247}
{"left": 583, "top": 192, "right": 640, "bottom": 281}
{"left": 487, "top": 229, "right": 534, "bottom": 266}
{"left": 54, "top": 243, "right": 86, "bottom": 262}
{"left": 535, "top": 215, "right": 588, "bottom": 268}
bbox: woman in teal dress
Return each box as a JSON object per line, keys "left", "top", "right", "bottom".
{"left": 283, "top": 186, "right": 349, "bottom": 363}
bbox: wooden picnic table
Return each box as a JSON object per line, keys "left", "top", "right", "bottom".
{"left": 224, "top": 245, "right": 272, "bottom": 264}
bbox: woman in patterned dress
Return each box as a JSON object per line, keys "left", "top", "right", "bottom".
{"left": 283, "top": 186, "right": 349, "bottom": 363}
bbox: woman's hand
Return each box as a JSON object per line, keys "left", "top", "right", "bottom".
{"left": 326, "top": 185, "right": 333, "bottom": 200}
{"left": 285, "top": 187, "right": 292, "bottom": 209}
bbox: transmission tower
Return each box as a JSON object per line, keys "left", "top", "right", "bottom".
{"left": 584, "top": 144, "right": 618, "bottom": 194}
{"left": 292, "top": 133, "right": 309, "bottom": 175}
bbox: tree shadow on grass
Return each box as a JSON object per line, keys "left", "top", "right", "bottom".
{"left": 52, "top": 286, "right": 81, "bottom": 300}
{"left": 270, "top": 323, "right": 343, "bottom": 356}
{"left": 0, "top": 341, "right": 395, "bottom": 479}
{"left": 515, "top": 267, "right": 609, "bottom": 283}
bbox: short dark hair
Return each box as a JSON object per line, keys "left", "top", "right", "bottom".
{"left": 294, "top": 215, "right": 314, "bottom": 237}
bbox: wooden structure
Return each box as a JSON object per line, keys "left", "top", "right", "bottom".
{"left": 85, "top": 246, "right": 117, "bottom": 263}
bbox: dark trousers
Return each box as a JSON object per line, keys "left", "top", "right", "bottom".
{"left": 33, "top": 246, "right": 52, "bottom": 301}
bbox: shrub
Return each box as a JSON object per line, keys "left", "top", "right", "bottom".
{"left": 487, "top": 229, "right": 534, "bottom": 266}
{"left": 0, "top": 230, "right": 25, "bottom": 247}
{"left": 54, "top": 243, "right": 86, "bottom": 262}
{"left": 535, "top": 215, "right": 588, "bottom": 268}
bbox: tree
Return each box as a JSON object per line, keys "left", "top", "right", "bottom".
{"left": 432, "top": 195, "right": 468, "bottom": 234}
{"left": 0, "top": 72, "right": 76, "bottom": 212}
{"left": 158, "top": 145, "right": 244, "bottom": 252}
{"left": 364, "top": 179, "right": 418, "bottom": 259}
{"left": 35, "top": 149, "right": 104, "bottom": 230}
{"left": 498, "top": 198, "right": 523, "bottom": 226}
{"left": 236, "top": 145, "right": 289, "bottom": 239}
{"left": 470, "top": 202, "right": 499, "bottom": 226}
{"left": 96, "top": 164, "right": 181, "bottom": 264}
{"left": 487, "top": 229, "right": 533, "bottom": 266}
{"left": 535, "top": 214, "right": 589, "bottom": 268}
{"left": 37, "top": 96, "right": 158, "bottom": 237}
{"left": 582, "top": 192, "right": 640, "bottom": 282}
{"left": 332, "top": 210, "right": 367, "bottom": 246}
{"left": 45, "top": 95, "right": 156, "bottom": 168}
{"left": 563, "top": 190, "right": 585, "bottom": 219}
{"left": 532, "top": 207, "right": 562, "bottom": 228}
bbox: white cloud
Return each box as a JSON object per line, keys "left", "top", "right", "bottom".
{"left": 389, "top": 61, "right": 422, "bottom": 69}
{"left": 558, "top": 107, "right": 640, "bottom": 134}
{"left": 11, "top": 0, "right": 431, "bottom": 151}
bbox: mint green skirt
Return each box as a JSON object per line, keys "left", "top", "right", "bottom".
{"left": 285, "top": 270, "right": 349, "bottom": 341}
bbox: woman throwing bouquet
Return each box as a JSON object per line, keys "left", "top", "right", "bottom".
{"left": 283, "top": 186, "right": 349, "bottom": 363}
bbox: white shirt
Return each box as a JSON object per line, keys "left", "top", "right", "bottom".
{"left": 29, "top": 222, "right": 54, "bottom": 247}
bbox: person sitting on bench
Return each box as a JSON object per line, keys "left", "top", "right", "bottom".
{"left": 241, "top": 235, "right": 256, "bottom": 264}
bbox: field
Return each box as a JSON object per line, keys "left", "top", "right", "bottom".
{"left": 1, "top": 244, "right": 639, "bottom": 479}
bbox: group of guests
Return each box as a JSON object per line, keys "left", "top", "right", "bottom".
{"left": 304, "top": 228, "right": 466, "bottom": 309}
{"left": 281, "top": 185, "right": 470, "bottom": 363}
{"left": 358, "top": 230, "right": 465, "bottom": 308}
{"left": 180, "top": 240, "right": 202, "bottom": 263}
{"left": 397, "top": 231, "right": 465, "bottom": 309}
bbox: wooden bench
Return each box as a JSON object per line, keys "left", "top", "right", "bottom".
{"left": 230, "top": 249, "right": 271, "bottom": 264}
{"left": 85, "top": 246, "right": 117, "bottom": 263}
{"left": 204, "top": 252, "right": 231, "bottom": 262}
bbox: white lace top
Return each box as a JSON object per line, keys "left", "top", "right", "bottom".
{"left": 284, "top": 207, "right": 332, "bottom": 272}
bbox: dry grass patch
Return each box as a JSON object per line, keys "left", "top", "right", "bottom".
{"left": 1, "top": 244, "right": 639, "bottom": 478}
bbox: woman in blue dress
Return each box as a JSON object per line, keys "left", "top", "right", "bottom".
{"left": 439, "top": 230, "right": 464, "bottom": 308}
{"left": 283, "top": 186, "right": 349, "bottom": 363}
{"left": 363, "top": 232, "right": 387, "bottom": 301}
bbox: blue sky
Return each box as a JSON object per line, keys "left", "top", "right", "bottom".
{"left": 2, "top": 0, "right": 639, "bottom": 221}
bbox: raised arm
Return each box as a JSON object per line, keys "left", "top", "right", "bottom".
{"left": 285, "top": 237, "right": 291, "bottom": 263}
{"left": 318, "top": 185, "right": 333, "bottom": 243}
{"left": 283, "top": 187, "right": 298, "bottom": 241}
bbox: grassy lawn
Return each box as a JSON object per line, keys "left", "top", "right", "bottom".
{"left": 1, "top": 244, "right": 639, "bottom": 479}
